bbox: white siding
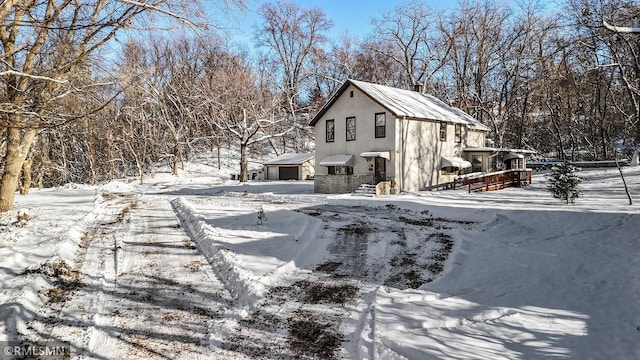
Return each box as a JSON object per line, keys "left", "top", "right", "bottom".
{"left": 312, "top": 81, "right": 489, "bottom": 193}
{"left": 314, "top": 84, "right": 396, "bottom": 179}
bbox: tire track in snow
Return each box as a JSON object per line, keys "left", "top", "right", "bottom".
{"left": 23, "top": 195, "right": 231, "bottom": 359}
{"left": 101, "top": 195, "right": 230, "bottom": 359}
{"left": 3, "top": 191, "right": 123, "bottom": 349}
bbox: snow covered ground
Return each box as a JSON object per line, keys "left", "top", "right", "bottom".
{"left": 1, "top": 155, "right": 639, "bottom": 359}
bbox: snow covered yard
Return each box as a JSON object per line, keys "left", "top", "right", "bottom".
{"left": 1, "top": 161, "right": 639, "bottom": 359}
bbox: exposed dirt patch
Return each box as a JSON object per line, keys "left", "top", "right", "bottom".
{"left": 100, "top": 198, "right": 137, "bottom": 225}
{"left": 432, "top": 217, "right": 476, "bottom": 225}
{"left": 385, "top": 249, "right": 431, "bottom": 289}
{"left": 299, "top": 204, "right": 460, "bottom": 289}
{"left": 221, "top": 308, "right": 290, "bottom": 358}
{"left": 24, "top": 260, "right": 83, "bottom": 304}
{"left": 398, "top": 215, "right": 434, "bottom": 226}
{"left": 432, "top": 232, "right": 454, "bottom": 252}
{"left": 270, "top": 279, "right": 359, "bottom": 305}
{"left": 182, "top": 237, "right": 198, "bottom": 250}
{"left": 184, "top": 260, "right": 208, "bottom": 271}
{"left": 315, "top": 261, "right": 342, "bottom": 274}
{"left": 223, "top": 276, "right": 357, "bottom": 359}
{"left": 337, "top": 222, "right": 370, "bottom": 235}
{"left": 114, "top": 199, "right": 138, "bottom": 223}
{"left": 288, "top": 310, "right": 344, "bottom": 360}
{"left": 424, "top": 232, "right": 455, "bottom": 276}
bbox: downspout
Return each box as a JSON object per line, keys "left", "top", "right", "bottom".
{"left": 399, "top": 116, "right": 406, "bottom": 191}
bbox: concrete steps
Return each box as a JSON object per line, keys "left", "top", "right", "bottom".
{"left": 352, "top": 184, "right": 376, "bottom": 197}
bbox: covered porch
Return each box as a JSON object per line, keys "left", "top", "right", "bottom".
{"left": 462, "top": 147, "right": 536, "bottom": 173}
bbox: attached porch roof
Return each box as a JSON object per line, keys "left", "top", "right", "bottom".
{"left": 319, "top": 154, "right": 354, "bottom": 167}
{"left": 441, "top": 156, "right": 472, "bottom": 169}
{"left": 503, "top": 153, "right": 525, "bottom": 161}
{"left": 360, "top": 151, "right": 391, "bottom": 160}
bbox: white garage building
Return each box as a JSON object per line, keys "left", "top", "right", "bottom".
{"left": 263, "top": 153, "right": 315, "bottom": 181}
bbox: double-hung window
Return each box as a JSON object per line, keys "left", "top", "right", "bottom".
{"left": 375, "top": 113, "right": 386, "bottom": 138}
{"left": 346, "top": 117, "right": 356, "bottom": 141}
{"left": 455, "top": 124, "right": 462, "bottom": 143}
{"left": 328, "top": 166, "right": 353, "bottom": 175}
{"left": 439, "top": 122, "right": 447, "bottom": 142}
{"left": 326, "top": 119, "right": 335, "bottom": 142}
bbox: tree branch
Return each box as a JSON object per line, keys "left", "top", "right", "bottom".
{"left": 116, "top": 0, "right": 197, "bottom": 28}
{"left": 0, "top": 70, "right": 69, "bottom": 83}
{"left": 603, "top": 20, "right": 640, "bottom": 34}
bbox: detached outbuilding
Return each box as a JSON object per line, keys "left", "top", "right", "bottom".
{"left": 263, "top": 153, "right": 315, "bottom": 181}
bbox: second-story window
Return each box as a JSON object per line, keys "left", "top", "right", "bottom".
{"left": 439, "top": 122, "right": 447, "bottom": 142}
{"left": 375, "top": 112, "right": 386, "bottom": 138}
{"left": 346, "top": 117, "right": 356, "bottom": 141}
{"left": 326, "top": 119, "right": 335, "bottom": 142}
{"left": 455, "top": 123, "right": 462, "bottom": 143}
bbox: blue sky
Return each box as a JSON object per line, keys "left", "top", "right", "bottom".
{"left": 276, "top": 0, "right": 455, "bottom": 37}
{"left": 214, "top": 0, "right": 560, "bottom": 49}
{"left": 215, "top": 0, "right": 460, "bottom": 48}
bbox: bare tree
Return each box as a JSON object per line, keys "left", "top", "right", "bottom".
{"left": 213, "top": 54, "right": 293, "bottom": 182}
{"left": 255, "top": 0, "right": 332, "bottom": 153}
{"left": 353, "top": 39, "right": 406, "bottom": 87}
{"left": 568, "top": 0, "right": 640, "bottom": 144}
{"left": 369, "top": 0, "right": 447, "bottom": 92}
{"left": 0, "top": 0, "right": 244, "bottom": 212}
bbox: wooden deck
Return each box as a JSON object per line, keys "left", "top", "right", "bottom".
{"left": 454, "top": 169, "right": 532, "bottom": 193}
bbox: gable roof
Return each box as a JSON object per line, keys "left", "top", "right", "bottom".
{"left": 263, "top": 153, "right": 315, "bottom": 165}
{"left": 309, "top": 79, "right": 491, "bottom": 132}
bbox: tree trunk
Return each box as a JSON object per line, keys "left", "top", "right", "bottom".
{"left": 172, "top": 143, "right": 179, "bottom": 176}
{"left": 616, "top": 158, "right": 632, "bottom": 205}
{"left": 217, "top": 142, "right": 221, "bottom": 170}
{"left": 0, "top": 128, "right": 37, "bottom": 212}
{"left": 268, "top": 138, "right": 280, "bottom": 157}
{"left": 172, "top": 157, "right": 179, "bottom": 176}
{"left": 600, "top": 124, "right": 608, "bottom": 160}
{"left": 20, "top": 157, "right": 33, "bottom": 195}
{"left": 240, "top": 142, "right": 248, "bottom": 182}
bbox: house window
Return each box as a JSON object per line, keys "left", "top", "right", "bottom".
{"left": 489, "top": 156, "right": 498, "bottom": 171}
{"left": 439, "top": 122, "right": 447, "bottom": 142}
{"left": 441, "top": 167, "right": 458, "bottom": 175}
{"left": 472, "top": 155, "right": 483, "bottom": 172}
{"left": 327, "top": 166, "right": 353, "bottom": 175}
{"left": 455, "top": 124, "right": 462, "bottom": 143}
{"left": 350, "top": 91, "right": 354, "bottom": 97}
{"left": 326, "top": 119, "right": 335, "bottom": 142}
{"left": 346, "top": 117, "right": 356, "bottom": 141}
{"left": 375, "top": 113, "right": 386, "bottom": 138}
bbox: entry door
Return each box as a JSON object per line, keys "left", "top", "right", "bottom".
{"left": 374, "top": 157, "right": 386, "bottom": 184}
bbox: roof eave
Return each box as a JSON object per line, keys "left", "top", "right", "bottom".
{"left": 309, "top": 79, "right": 489, "bottom": 133}
{"left": 309, "top": 80, "right": 351, "bottom": 126}
{"left": 309, "top": 79, "right": 399, "bottom": 126}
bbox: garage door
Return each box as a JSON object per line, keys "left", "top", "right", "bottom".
{"left": 279, "top": 166, "right": 299, "bottom": 180}
{"left": 267, "top": 166, "right": 278, "bottom": 180}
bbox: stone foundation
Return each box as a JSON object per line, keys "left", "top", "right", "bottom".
{"left": 313, "top": 174, "right": 373, "bottom": 194}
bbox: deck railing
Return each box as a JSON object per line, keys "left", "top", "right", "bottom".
{"left": 453, "top": 169, "right": 532, "bottom": 193}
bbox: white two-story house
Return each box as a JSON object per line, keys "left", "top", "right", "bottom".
{"left": 309, "top": 79, "right": 492, "bottom": 194}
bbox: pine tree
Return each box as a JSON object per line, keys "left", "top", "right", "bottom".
{"left": 547, "top": 162, "right": 584, "bottom": 204}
